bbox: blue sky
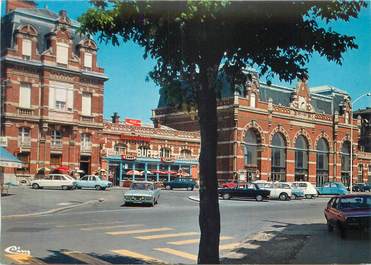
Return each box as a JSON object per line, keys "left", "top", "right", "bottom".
{"left": 2, "top": 1, "right": 370, "bottom": 122}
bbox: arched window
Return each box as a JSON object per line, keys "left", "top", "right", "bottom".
{"left": 250, "top": 93, "right": 256, "bottom": 108}
{"left": 160, "top": 147, "right": 171, "bottom": 158}
{"left": 316, "top": 138, "right": 329, "bottom": 186}
{"left": 271, "top": 133, "right": 286, "bottom": 182}
{"left": 138, "top": 145, "right": 150, "bottom": 157}
{"left": 114, "top": 143, "right": 127, "bottom": 155}
{"left": 244, "top": 129, "right": 261, "bottom": 181}
{"left": 51, "top": 130, "right": 62, "bottom": 146}
{"left": 180, "top": 149, "right": 192, "bottom": 158}
{"left": 295, "top": 135, "right": 309, "bottom": 181}
{"left": 341, "top": 141, "right": 351, "bottom": 186}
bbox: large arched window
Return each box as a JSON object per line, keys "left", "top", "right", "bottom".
{"left": 160, "top": 147, "right": 171, "bottom": 158}
{"left": 295, "top": 135, "right": 309, "bottom": 181}
{"left": 316, "top": 138, "right": 329, "bottom": 186}
{"left": 244, "top": 129, "right": 261, "bottom": 181}
{"left": 271, "top": 133, "right": 286, "bottom": 182}
{"left": 341, "top": 141, "right": 351, "bottom": 187}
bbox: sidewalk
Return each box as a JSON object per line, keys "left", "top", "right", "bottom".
{"left": 221, "top": 219, "right": 371, "bottom": 264}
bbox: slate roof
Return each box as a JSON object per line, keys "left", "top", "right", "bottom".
{"left": 1, "top": 8, "right": 83, "bottom": 56}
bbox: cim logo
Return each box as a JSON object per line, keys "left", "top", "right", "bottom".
{"left": 4, "top": 245, "right": 31, "bottom": 256}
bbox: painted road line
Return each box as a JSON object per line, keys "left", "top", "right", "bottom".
{"left": 107, "top": 227, "right": 174, "bottom": 236}
{"left": 56, "top": 221, "right": 124, "bottom": 228}
{"left": 5, "top": 254, "right": 47, "bottom": 264}
{"left": 63, "top": 251, "right": 111, "bottom": 265}
{"left": 219, "top": 243, "right": 240, "bottom": 250}
{"left": 135, "top": 232, "right": 199, "bottom": 240}
{"left": 112, "top": 249, "right": 165, "bottom": 264}
{"left": 81, "top": 224, "right": 144, "bottom": 231}
{"left": 167, "top": 236, "right": 234, "bottom": 245}
{"left": 155, "top": 248, "right": 197, "bottom": 262}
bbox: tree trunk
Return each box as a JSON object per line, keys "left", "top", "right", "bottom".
{"left": 197, "top": 66, "right": 220, "bottom": 264}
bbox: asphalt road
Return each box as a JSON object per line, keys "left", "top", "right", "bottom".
{"left": 1, "top": 187, "right": 335, "bottom": 264}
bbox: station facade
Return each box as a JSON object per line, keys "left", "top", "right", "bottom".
{"left": 152, "top": 71, "right": 371, "bottom": 187}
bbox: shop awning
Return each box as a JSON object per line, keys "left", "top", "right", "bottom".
{"left": 0, "top": 147, "right": 23, "bottom": 168}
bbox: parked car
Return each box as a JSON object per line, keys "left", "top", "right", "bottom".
{"left": 316, "top": 182, "right": 349, "bottom": 195}
{"left": 324, "top": 194, "right": 371, "bottom": 238}
{"left": 253, "top": 181, "right": 292, "bottom": 201}
{"left": 31, "top": 174, "right": 75, "bottom": 190}
{"left": 285, "top": 182, "right": 305, "bottom": 200}
{"left": 291, "top": 181, "right": 318, "bottom": 199}
{"left": 218, "top": 183, "right": 270, "bottom": 201}
{"left": 352, "top": 183, "right": 371, "bottom": 192}
{"left": 74, "top": 175, "right": 112, "bottom": 190}
{"left": 163, "top": 178, "right": 196, "bottom": 191}
{"left": 123, "top": 181, "right": 160, "bottom": 206}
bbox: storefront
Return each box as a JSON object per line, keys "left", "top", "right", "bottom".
{"left": 104, "top": 154, "right": 198, "bottom": 186}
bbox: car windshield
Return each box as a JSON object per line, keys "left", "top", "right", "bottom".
{"left": 130, "top": 183, "right": 154, "bottom": 190}
{"left": 339, "top": 197, "right": 371, "bottom": 209}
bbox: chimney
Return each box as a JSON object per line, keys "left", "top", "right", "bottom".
{"left": 111, "top": 112, "right": 120, "bottom": 124}
{"left": 6, "top": 0, "right": 36, "bottom": 14}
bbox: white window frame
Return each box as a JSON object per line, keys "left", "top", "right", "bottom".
{"left": 18, "top": 127, "right": 30, "bottom": 144}
{"left": 22, "top": 38, "right": 32, "bottom": 59}
{"left": 84, "top": 52, "right": 92, "bottom": 69}
{"left": 19, "top": 83, "right": 31, "bottom": 108}
{"left": 81, "top": 92, "right": 92, "bottom": 116}
{"left": 56, "top": 42, "right": 69, "bottom": 65}
{"left": 51, "top": 130, "right": 62, "bottom": 146}
{"left": 49, "top": 81, "right": 74, "bottom": 112}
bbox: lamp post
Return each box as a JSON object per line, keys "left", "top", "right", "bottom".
{"left": 350, "top": 92, "right": 371, "bottom": 192}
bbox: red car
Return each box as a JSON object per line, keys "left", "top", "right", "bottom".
{"left": 324, "top": 194, "right": 371, "bottom": 238}
{"left": 221, "top": 182, "right": 238, "bottom": 189}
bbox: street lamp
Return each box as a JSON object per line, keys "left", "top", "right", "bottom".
{"left": 350, "top": 92, "right": 371, "bottom": 192}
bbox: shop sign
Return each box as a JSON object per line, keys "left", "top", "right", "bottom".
{"left": 125, "top": 118, "right": 142, "bottom": 127}
{"left": 121, "top": 154, "right": 137, "bottom": 161}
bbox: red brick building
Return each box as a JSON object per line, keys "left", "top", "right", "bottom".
{"left": 100, "top": 114, "right": 200, "bottom": 186}
{"left": 152, "top": 70, "right": 371, "bottom": 187}
{"left": 1, "top": 2, "right": 107, "bottom": 182}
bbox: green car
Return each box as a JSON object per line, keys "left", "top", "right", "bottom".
{"left": 123, "top": 181, "right": 160, "bottom": 207}
{"left": 163, "top": 178, "right": 196, "bottom": 191}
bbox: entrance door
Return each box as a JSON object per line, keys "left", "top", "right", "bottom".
{"left": 80, "top": 156, "right": 91, "bottom": 175}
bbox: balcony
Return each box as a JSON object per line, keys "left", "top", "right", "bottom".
{"left": 81, "top": 144, "right": 92, "bottom": 153}
{"left": 80, "top": 115, "right": 94, "bottom": 123}
{"left": 17, "top": 107, "right": 34, "bottom": 116}
{"left": 18, "top": 137, "right": 31, "bottom": 149}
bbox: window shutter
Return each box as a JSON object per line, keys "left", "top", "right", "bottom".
{"left": 82, "top": 93, "right": 92, "bottom": 115}
{"left": 56, "top": 43, "right": 69, "bottom": 65}
{"left": 84, "top": 53, "right": 92, "bottom": 68}
{"left": 20, "top": 84, "right": 31, "bottom": 108}
{"left": 22, "top": 39, "right": 32, "bottom": 57}
{"left": 67, "top": 89, "right": 74, "bottom": 111}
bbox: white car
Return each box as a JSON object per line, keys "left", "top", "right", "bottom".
{"left": 253, "top": 181, "right": 292, "bottom": 200}
{"left": 291, "top": 181, "right": 318, "bottom": 199}
{"left": 31, "top": 174, "right": 76, "bottom": 190}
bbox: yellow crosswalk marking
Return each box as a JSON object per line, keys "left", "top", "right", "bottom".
{"left": 135, "top": 232, "right": 199, "bottom": 240}
{"left": 81, "top": 224, "right": 143, "bottom": 231}
{"left": 107, "top": 227, "right": 174, "bottom": 236}
{"left": 5, "top": 254, "right": 47, "bottom": 264}
{"left": 63, "top": 251, "right": 111, "bottom": 265}
{"left": 112, "top": 249, "right": 165, "bottom": 264}
{"left": 155, "top": 248, "right": 197, "bottom": 262}
{"left": 219, "top": 243, "right": 240, "bottom": 250}
{"left": 168, "top": 236, "right": 233, "bottom": 245}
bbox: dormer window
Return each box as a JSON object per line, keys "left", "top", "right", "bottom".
{"left": 84, "top": 52, "right": 92, "bottom": 69}
{"left": 22, "top": 38, "right": 32, "bottom": 60}
{"left": 56, "top": 42, "right": 69, "bottom": 65}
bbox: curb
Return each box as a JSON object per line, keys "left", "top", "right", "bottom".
{"left": 188, "top": 196, "right": 200, "bottom": 202}
{"left": 2, "top": 199, "right": 103, "bottom": 219}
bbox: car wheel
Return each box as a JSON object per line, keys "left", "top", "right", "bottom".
{"left": 102, "top": 187, "right": 107, "bottom": 191}
{"left": 32, "top": 183, "right": 40, "bottom": 189}
{"left": 222, "top": 193, "right": 231, "bottom": 200}
{"left": 279, "top": 193, "right": 288, "bottom": 201}
{"left": 187, "top": 186, "right": 193, "bottom": 191}
{"left": 61, "top": 186, "right": 69, "bottom": 190}
{"left": 305, "top": 194, "right": 312, "bottom": 199}
{"left": 327, "top": 221, "right": 334, "bottom": 232}
{"left": 95, "top": 185, "right": 102, "bottom": 191}
{"left": 292, "top": 194, "right": 297, "bottom": 200}
{"left": 255, "top": 195, "right": 263, "bottom": 201}
{"left": 165, "top": 185, "right": 172, "bottom": 190}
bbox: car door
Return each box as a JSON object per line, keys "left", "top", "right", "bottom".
{"left": 88, "top": 176, "right": 97, "bottom": 188}
{"left": 51, "top": 175, "right": 61, "bottom": 189}
{"left": 60, "top": 175, "right": 71, "bottom": 187}
{"left": 321, "top": 183, "right": 330, "bottom": 194}
{"left": 325, "top": 198, "right": 335, "bottom": 223}
{"left": 79, "top": 176, "right": 89, "bottom": 188}
{"left": 328, "top": 198, "right": 341, "bottom": 225}
{"left": 330, "top": 183, "right": 338, "bottom": 194}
